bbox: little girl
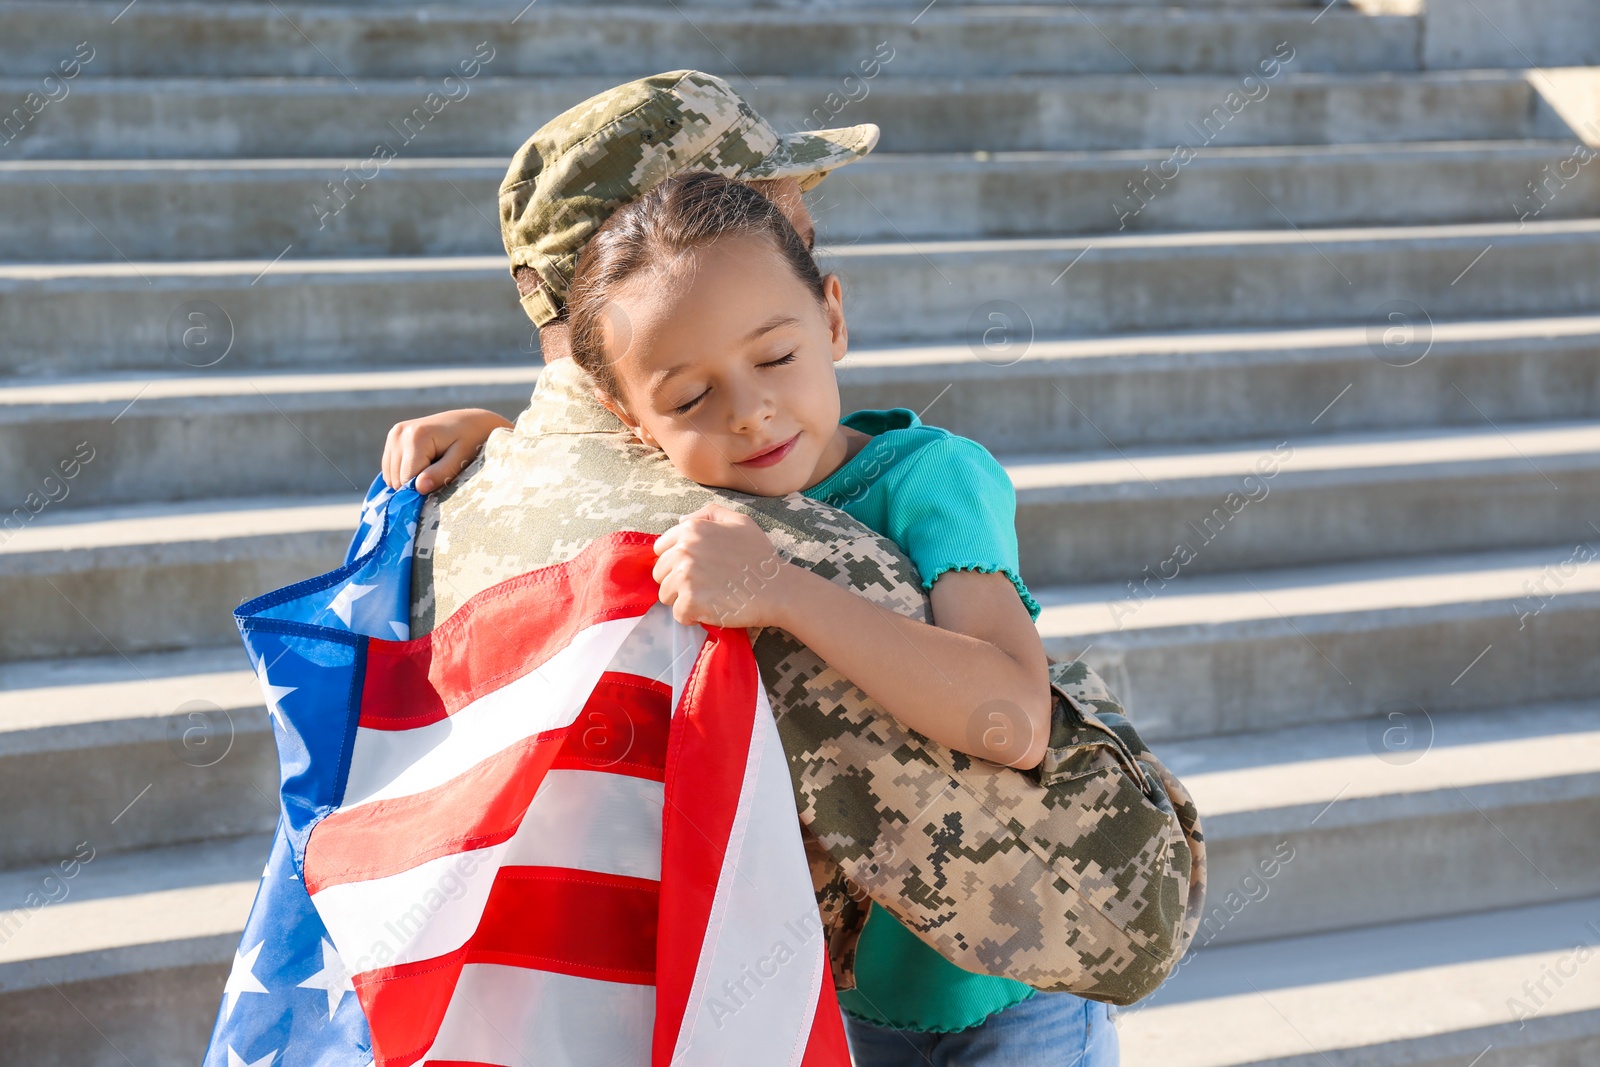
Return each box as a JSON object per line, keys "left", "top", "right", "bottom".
{"left": 382, "top": 172, "right": 1117, "bottom": 1066}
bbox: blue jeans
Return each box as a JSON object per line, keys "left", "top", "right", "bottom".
{"left": 842, "top": 992, "right": 1118, "bottom": 1067}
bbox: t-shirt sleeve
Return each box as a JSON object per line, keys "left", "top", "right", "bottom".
{"left": 881, "top": 434, "right": 1041, "bottom": 621}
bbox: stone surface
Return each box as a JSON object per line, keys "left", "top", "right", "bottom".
{"left": 1425, "top": 0, "right": 1600, "bottom": 68}
{"left": 0, "top": 72, "right": 1558, "bottom": 159}
{"left": 1120, "top": 895, "right": 1600, "bottom": 1066}
{"left": 4, "top": 3, "right": 1422, "bottom": 78}
{"left": 8, "top": 140, "right": 1597, "bottom": 263}
{"left": 13, "top": 221, "right": 1600, "bottom": 373}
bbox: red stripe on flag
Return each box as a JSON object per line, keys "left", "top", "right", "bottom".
{"left": 358, "top": 532, "right": 663, "bottom": 730}
{"left": 304, "top": 730, "right": 563, "bottom": 893}
{"left": 473, "top": 865, "right": 659, "bottom": 983}
{"left": 651, "top": 627, "right": 761, "bottom": 1064}
{"left": 800, "top": 963, "right": 853, "bottom": 1067}
{"left": 548, "top": 675, "right": 672, "bottom": 781}
{"left": 354, "top": 950, "right": 464, "bottom": 1067}
{"left": 305, "top": 677, "right": 671, "bottom": 892}
{"left": 355, "top": 866, "right": 660, "bottom": 1067}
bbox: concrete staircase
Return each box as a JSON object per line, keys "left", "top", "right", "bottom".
{"left": 3, "top": 0, "right": 1599, "bottom": 1063}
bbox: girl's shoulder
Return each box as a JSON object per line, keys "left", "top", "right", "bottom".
{"left": 836, "top": 409, "right": 1037, "bottom": 617}
{"left": 811, "top": 408, "right": 1008, "bottom": 514}
{"left": 837, "top": 408, "right": 1001, "bottom": 479}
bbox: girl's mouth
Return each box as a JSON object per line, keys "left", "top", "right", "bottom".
{"left": 737, "top": 433, "right": 799, "bottom": 468}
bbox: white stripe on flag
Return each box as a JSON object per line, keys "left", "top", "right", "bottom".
{"left": 607, "top": 603, "right": 693, "bottom": 684}
{"left": 670, "top": 684, "right": 827, "bottom": 1066}
{"left": 420, "top": 962, "right": 655, "bottom": 1067}
{"left": 312, "top": 771, "right": 662, "bottom": 979}
{"left": 340, "top": 615, "right": 645, "bottom": 811}
{"left": 607, "top": 603, "right": 708, "bottom": 710}
{"left": 505, "top": 768, "right": 664, "bottom": 881}
{"left": 311, "top": 772, "right": 663, "bottom": 979}
{"left": 310, "top": 770, "right": 665, "bottom": 975}
{"left": 313, "top": 840, "right": 507, "bottom": 975}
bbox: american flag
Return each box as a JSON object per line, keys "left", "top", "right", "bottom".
{"left": 205, "top": 478, "right": 850, "bottom": 1067}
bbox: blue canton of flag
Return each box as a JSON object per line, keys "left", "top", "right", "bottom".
{"left": 202, "top": 477, "right": 422, "bottom": 1067}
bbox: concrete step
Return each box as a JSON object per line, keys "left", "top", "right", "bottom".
{"left": 9, "top": 219, "right": 1600, "bottom": 372}
{"left": 842, "top": 314, "right": 1600, "bottom": 452}
{"left": 0, "top": 367, "right": 541, "bottom": 507}
{"left": 1, "top": 309, "right": 1594, "bottom": 450}
{"left": 1036, "top": 542, "right": 1600, "bottom": 740}
{"left": 1169, "top": 701, "right": 1600, "bottom": 947}
{"left": 0, "top": 647, "right": 274, "bottom": 872}
{"left": 1011, "top": 420, "right": 1600, "bottom": 584}
{"left": 146, "top": 0, "right": 1329, "bottom": 7}
{"left": 0, "top": 494, "right": 357, "bottom": 663}
{"left": 4, "top": 482, "right": 1597, "bottom": 737}
{"left": 0, "top": 833, "right": 264, "bottom": 1067}
{"left": 0, "top": 71, "right": 1559, "bottom": 159}
{"left": 1119, "top": 895, "right": 1600, "bottom": 1067}
{"left": 4, "top": 366, "right": 1593, "bottom": 577}
{"left": 4, "top": 4, "right": 1416, "bottom": 78}
{"left": 0, "top": 257, "right": 536, "bottom": 377}
{"left": 7, "top": 334, "right": 1597, "bottom": 504}
{"left": 5, "top": 140, "right": 1593, "bottom": 261}
{"left": 827, "top": 218, "right": 1600, "bottom": 338}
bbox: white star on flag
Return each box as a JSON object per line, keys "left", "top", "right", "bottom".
{"left": 297, "top": 938, "right": 354, "bottom": 1020}
{"left": 227, "top": 1046, "right": 277, "bottom": 1067}
{"left": 249, "top": 649, "right": 297, "bottom": 731}
{"left": 222, "top": 942, "right": 270, "bottom": 1020}
{"left": 328, "top": 582, "right": 376, "bottom": 627}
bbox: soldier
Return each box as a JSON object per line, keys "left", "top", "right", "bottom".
{"left": 386, "top": 69, "right": 1203, "bottom": 1067}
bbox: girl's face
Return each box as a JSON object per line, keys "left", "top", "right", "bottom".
{"left": 595, "top": 232, "right": 852, "bottom": 497}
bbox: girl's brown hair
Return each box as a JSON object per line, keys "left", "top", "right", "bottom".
{"left": 566, "top": 171, "right": 827, "bottom": 401}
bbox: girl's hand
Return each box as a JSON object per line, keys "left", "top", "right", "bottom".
{"left": 382, "top": 409, "right": 512, "bottom": 493}
{"left": 652, "top": 504, "right": 788, "bottom": 629}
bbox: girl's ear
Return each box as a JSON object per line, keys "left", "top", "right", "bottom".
{"left": 595, "top": 388, "right": 662, "bottom": 449}
{"left": 595, "top": 387, "right": 635, "bottom": 428}
{"left": 822, "top": 273, "right": 848, "bottom": 364}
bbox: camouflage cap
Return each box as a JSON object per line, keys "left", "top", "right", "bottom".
{"left": 500, "top": 69, "right": 879, "bottom": 327}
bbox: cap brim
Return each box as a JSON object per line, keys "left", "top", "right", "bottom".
{"left": 747, "top": 123, "right": 879, "bottom": 191}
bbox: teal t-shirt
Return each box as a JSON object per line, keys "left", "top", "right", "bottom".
{"left": 805, "top": 407, "right": 1039, "bottom": 1033}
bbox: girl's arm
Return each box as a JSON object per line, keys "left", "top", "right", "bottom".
{"left": 653, "top": 505, "right": 1053, "bottom": 769}
{"left": 382, "top": 409, "right": 511, "bottom": 493}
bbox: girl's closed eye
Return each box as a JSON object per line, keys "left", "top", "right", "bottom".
{"left": 673, "top": 353, "right": 795, "bottom": 415}
{"left": 673, "top": 390, "right": 707, "bottom": 416}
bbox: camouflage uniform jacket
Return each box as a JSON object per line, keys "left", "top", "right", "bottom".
{"left": 409, "top": 358, "right": 1204, "bottom": 1004}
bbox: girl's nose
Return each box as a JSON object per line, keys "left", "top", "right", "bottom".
{"left": 727, "top": 378, "right": 777, "bottom": 435}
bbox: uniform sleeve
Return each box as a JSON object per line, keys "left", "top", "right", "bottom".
{"left": 880, "top": 435, "right": 1041, "bottom": 621}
